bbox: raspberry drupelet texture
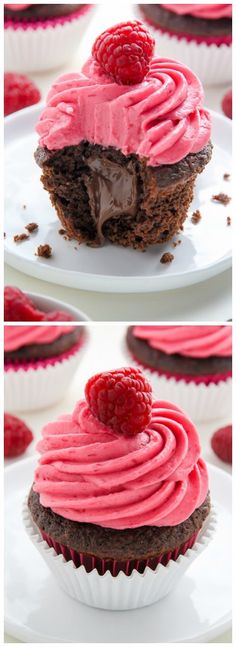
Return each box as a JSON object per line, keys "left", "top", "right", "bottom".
{"left": 4, "top": 413, "right": 33, "bottom": 458}
{"left": 92, "top": 20, "right": 155, "bottom": 85}
{"left": 85, "top": 367, "right": 152, "bottom": 435}
{"left": 4, "top": 73, "right": 41, "bottom": 116}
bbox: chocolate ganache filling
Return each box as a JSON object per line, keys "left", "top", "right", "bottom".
{"left": 82, "top": 156, "right": 137, "bottom": 242}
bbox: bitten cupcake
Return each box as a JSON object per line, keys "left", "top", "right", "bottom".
{"left": 137, "top": 4, "right": 232, "bottom": 85}
{"left": 4, "top": 324, "right": 86, "bottom": 411}
{"left": 24, "top": 367, "right": 215, "bottom": 610}
{"left": 4, "top": 3, "right": 94, "bottom": 73}
{"left": 126, "top": 325, "right": 232, "bottom": 421}
{"left": 35, "top": 20, "right": 212, "bottom": 251}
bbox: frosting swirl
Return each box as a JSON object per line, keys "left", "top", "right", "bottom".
{"left": 4, "top": 325, "right": 76, "bottom": 352}
{"left": 133, "top": 325, "right": 232, "bottom": 358}
{"left": 37, "top": 55, "right": 211, "bottom": 166}
{"left": 162, "top": 5, "right": 232, "bottom": 19}
{"left": 34, "top": 399, "right": 208, "bottom": 529}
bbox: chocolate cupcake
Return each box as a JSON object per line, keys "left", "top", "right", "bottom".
{"left": 4, "top": 324, "right": 86, "bottom": 411}
{"left": 4, "top": 3, "right": 94, "bottom": 73}
{"left": 24, "top": 367, "right": 215, "bottom": 610}
{"left": 138, "top": 4, "right": 232, "bottom": 85}
{"left": 126, "top": 325, "right": 232, "bottom": 421}
{"left": 35, "top": 20, "right": 212, "bottom": 251}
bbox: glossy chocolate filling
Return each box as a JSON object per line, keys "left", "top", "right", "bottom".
{"left": 83, "top": 157, "right": 137, "bottom": 242}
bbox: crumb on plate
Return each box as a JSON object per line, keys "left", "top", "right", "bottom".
{"left": 223, "top": 173, "right": 231, "bottom": 181}
{"left": 35, "top": 244, "right": 52, "bottom": 258}
{"left": 160, "top": 252, "right": 174, "bottom": 265}
{"left": 212, "top": 193, "right": 231, "bottom": 206}
{"left": 191, "top": 209, "right": 202, "bottom": 224}
{"left": 227, "top": 216, "right": 231, "bottom": 226}
{"left": 13, "top": 233, "right": 29, "bottom": 242}
{"left": 25, "top": 222, "right": 38, "bottom": 233}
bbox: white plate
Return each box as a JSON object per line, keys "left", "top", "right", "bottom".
{"left": 5, "top": 105, "right": 232, "bottom": 293}
{"left": 5, "top": 458, "right": 231, "bottom": 643}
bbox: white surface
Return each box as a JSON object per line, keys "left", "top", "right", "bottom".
{"left": 5, "top": 459, "right": 231, "bottom": 643}
{"left": 4, "top": 325, "right": 232, "bottom": 642}
{"left": 4, "top": 2, "right": 232, "bottom": 320}
{"left": 4, "top": 107, "right": 232, "bottom": 292}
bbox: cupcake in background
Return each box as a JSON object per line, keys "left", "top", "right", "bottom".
{"left": 24, "top": 367, "right": 214, "bottom": 610}
{"left": 4, "top": 4, "right": 95, "bottom": 73}
{"left": 4, "top": 324, "right": 87, "bottom": 411}
{"left": 137, "top": 4, "right": 232, "bottom": 85}
{"left": 126, "top": 325, "right": 232, "bottom": 422}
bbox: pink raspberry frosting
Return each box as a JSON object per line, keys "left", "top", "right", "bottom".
{"left": 36, "top": 55, "right": 211, "bottom": 166}
{"left": 5, "top": 4, "right": 32, "bottom": 9}
{"left": 34, "top": 398, "right": 208, "bottom": 530}
{"left": 133, "top": 325, "right": 232, "bottom": 358}
{"left": 162, "top": 4, "right": 232, "bottom": 19}
{"left": 4, "top": 325, "right": 76, "bottom": 352}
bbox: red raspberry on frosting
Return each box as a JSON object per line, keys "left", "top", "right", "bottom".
{"left": 222, "top": 89, "right": 232, "bottom": 119}
{"left": 4, "top": 72, "right": 41, "bottom": 116}
{"left": 4, "top": 413, "right": 33, "bottom": 458}
{"left": 211, "top": 424, "right": 232, "bottom": 464}
{"left": 92, "top": 20, "right": 155, "bottom": 85}
{"left": 85, "top": 367, "right": 152, "bottom": 435}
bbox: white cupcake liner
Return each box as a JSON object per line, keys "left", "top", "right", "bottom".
{"left": 136, "top": 7, "right": 232, "bottom": 85}
{"left": 23, "top": 502, "right": 216, "bottom": 611}
{"left": 128, "top": 356, "right": 232, "bottom": 423}
{"left": 4, "top": 343, "right": 85, "bottom": 412}
{"left": 4, "top": 7, "right": 95, "bottom": 73}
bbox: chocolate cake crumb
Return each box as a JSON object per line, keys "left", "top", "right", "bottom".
{"left": 58, "top": 228, "right": 66, "bottom": 235}
{"left": 212, "top": 193, "right": 231, "bottom": 205}
{"left": 223, "top": 173, "right": 231, "bottom": 181}
{"left": 160, "top": 252, "right": 174, "bottom": 264}
{"left": 172, "top": 239, "right": 181, "bottom": 248}
{"left": 191, "top": 209, "right": 202, "bottom": 224}
{"left": 25, "top": 222, "right": 38, "bottom": 233}
{"left": 227, "top": 216, "right": 231, "bottom": 226}
{"left": 4, "top": 232, "right": 6, "bottom": 238}
{"left": 36, "top": 244, "right": 52, "bottom": 258}
{"left": 22, "top": 204, "right": 27, "bottom": 210}
{"left": 14, "top": 233, "right": 29, "bottom": 242}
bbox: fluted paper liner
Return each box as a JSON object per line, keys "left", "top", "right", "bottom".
{"left": 4, "top": 343, "right": 85, "bottom": 411}
{"left": 23, "top": 503, "right": 216, "bottom": 611}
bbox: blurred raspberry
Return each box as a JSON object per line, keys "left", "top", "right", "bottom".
{"left": 222, "top": 89, "right": 232, "bottom": 119}
{"left": 4, "top": 413, "right": 33, "bottom": 458}
{"left": 85, "top": 366, "right": 152, "bottom": 435}
{"left": 4, "top": 286, "right": 73, "bottom": 321}
{"left": 4, "top": 72, "right": 41, "bottom": 116}
{"left": 92, "top": 20, "right": 155, "bottom": 85}
{"left": 211, "top": 424, "right": 232, "bottom": 464}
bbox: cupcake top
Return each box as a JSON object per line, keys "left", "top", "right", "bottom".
{"left": 36, "top": 20, "right": 211, "bottom": 166}
{"left": 162, "top": 4, "right": 232, "bottom": 19}
{"left": 132, "top": 325, "right": 232, "bottom": 358}
{"left": 34, "top": 367, "right": 208, "bottom": 530}
{"left": 4, "top": 325, "right": 76, "bottom": 352}
{"left": 5, "top": 4, "right": 32, "bottom": 9}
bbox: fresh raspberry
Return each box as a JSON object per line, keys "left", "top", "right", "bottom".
{"left": 85, "top": 367, "right": 152, "bottom": 435}
{"left": 4, "top": 72, "right": 41, "bottom": 116}
{"left": 211, "top": 425, "right": 232, "bottom": 464}
{"left": 222, "top": 89, "right": 232, "bottom": 119}
{"left": 4, "top": 286, "right": 73, "bottom": 321}
{"left": 92, "top": 20, "right": 155, "bottom": 85}
{"left": 4, "top": 413, "right": 33, "bottom": 458}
